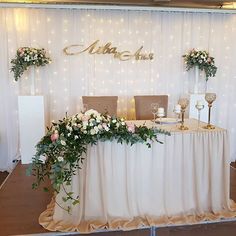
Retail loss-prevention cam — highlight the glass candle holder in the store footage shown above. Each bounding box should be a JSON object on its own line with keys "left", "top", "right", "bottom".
{"left": 173, "top": 104, "right": 181, "bottom": 123}
{"left": 195, "top": 102, "right": 204, "bottom": 130}
{"left": 151, "top": 103, "right": 159, "bottom": 126}
{"left": 81, "top": 104, "right": 88, "bottom": 113}
{"left": 203, "top": 93, "right": 216, "bottom": 130}
{"left": 157, "top": 107, "right": 165, "bottom": 125}
{"left": 178, "top": 97, "right": 189, "bottom": 130}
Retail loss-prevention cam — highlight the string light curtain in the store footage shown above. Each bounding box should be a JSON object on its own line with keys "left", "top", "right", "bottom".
{"left": 0, "top": 7, "right": 236, "bottom": 171}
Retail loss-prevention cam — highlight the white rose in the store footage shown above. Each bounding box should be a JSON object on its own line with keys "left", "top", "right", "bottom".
{"left": 94, "top": 126, "right": 99, "bottom": 133}
{"left": 96, "top": 115, "right": 102, "bottom": 122}
{"left": 61, "top": 140, "right": 66, "bottom": 146}
{"left": 98, "top": 124, "right": 103, "bottom": 130}
{"left": 85, "top": 109, "right": 99, "bottom": 116}
{"left": 39, "top": 155, "right": 47, "bottom": 164}
{"left": 90, "top": 129, "right": 96, "bottom": 135}
{"left": 121, "top": 122, "right": 125, "bottom": 126}
{"left": 74, "top": 135, "right": 78, "bottom": 139}
{"left": 82, "top": 121, "right": 88, "bottom": 127}
{"left": 112, "top": 119, "right": 116, "bottom": 123}
{"left": 83, "top": 130, "right": 87, "bottom": 134}
{"left": 57, "top": 156, "right": 64, "bottom": 162}
{"left": 116, "top": 123, "right": 120, "bottom": 128}
{"left": 77, "top": 113, "right": 83, "bottom": 120}
{"left": 105, "top": 126, "right": 110, "bottom": 131}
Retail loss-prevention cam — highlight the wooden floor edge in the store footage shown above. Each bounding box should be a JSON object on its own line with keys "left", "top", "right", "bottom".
{"left": 0, "top": 162, "right": 19, "bottom": 191}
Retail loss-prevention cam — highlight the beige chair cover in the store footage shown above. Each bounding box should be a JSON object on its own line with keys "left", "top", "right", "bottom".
{"left": 82, "top": 96, "right": 118, "bottom": 116}
{"left": 134, "top": 95, "right": 168, "bottom": 120}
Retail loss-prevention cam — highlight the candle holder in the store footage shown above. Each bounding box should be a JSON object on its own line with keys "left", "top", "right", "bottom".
{"left": 203, "top": 93, "right": 216, "bottom": 130}
{"left": 151, "top": 103, "right": 159, "bottom": 126}
{"left": 195, "top": 104, "right": 204, "bottom": 130}
{"left": 81, "top": 103, "right": 88, "bottom": 113}
{"left": 178, "top": 97, "right": 189, "bottom": 130}
{"left": 173, "top": 104, "right": 181, "bottom": 123}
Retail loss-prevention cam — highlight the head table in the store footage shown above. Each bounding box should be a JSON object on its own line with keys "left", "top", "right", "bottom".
{"left": 39, "top": 119, "right": 236, "bottom": 233}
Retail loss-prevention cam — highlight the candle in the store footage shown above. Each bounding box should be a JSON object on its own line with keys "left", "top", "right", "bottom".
{"left": 157, "top": 107, "right": 165, "bottom": 117}
{"left": 196, "top": 100, "right": 203, "bottom": 106}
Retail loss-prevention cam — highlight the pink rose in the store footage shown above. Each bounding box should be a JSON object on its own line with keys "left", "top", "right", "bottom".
{"left": 127, "top": 123, "right": 135, "bottom": 133}
{"left": 51, "top": 132, "right": 59, "bottom": 142}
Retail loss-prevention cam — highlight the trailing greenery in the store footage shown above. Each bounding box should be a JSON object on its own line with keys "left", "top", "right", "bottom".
{"left": 10, "top": 47, "right": 51, "bottom": 81}
{"left": 183, "top": 48, "right": 217, "bottom": 81}
{"left": 27, "top": 109, "right": 170, "bottom": 212}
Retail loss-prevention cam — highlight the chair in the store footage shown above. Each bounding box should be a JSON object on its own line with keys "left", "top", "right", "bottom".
{"left": 82, "top": 96, "right": 118, "bottom": 116}
{"left": 134, "top": 95, "right": 168, "bottom": 120}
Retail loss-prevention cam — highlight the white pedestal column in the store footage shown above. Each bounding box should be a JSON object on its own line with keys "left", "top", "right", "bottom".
{"left": 189, "top": 94, "right": 208, "bottom": 123}
{"left": 18, "top": 96, "right": 45, "bottom": 164}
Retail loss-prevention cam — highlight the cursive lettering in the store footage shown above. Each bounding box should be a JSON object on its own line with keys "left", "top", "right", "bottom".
{"left": 63, "top": 40, "right": 154, "bottom": 61}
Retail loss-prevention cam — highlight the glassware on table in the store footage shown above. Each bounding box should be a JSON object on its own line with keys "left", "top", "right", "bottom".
{"left": 173, "top": 104, "right": 181, "bottom": 123}
{"left": 150, "top": 103, "right": 159, "bottom": 125}
{"left": 157, "top": 107, "right": 165, "bottom": 125}
{"left": 195, "top": 100, "right": 205, "bottom": 130}
{"left": 81, "top": 103, "right": 88, "bottom": 113}
{"left": 178, "top": 96, "right": 189, "bottom": 130}
{"left": 203, "top": 93, "right": 216, "bottom": 129}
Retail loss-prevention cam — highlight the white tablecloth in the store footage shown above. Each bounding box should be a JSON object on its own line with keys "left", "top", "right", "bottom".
{"left": 40, "top": 119, "right": 236, "bottom": 232}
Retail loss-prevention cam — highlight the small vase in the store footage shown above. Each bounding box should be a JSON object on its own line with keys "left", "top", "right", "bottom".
{"left": 189, "top": 66, "right": 207, "bottom": 94}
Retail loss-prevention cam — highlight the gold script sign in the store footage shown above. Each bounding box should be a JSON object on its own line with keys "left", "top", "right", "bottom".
{"left": 63, "top": 40, "right": 154, "bottom": 61}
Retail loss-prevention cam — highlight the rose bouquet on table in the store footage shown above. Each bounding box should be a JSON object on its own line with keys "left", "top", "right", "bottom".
{"left": 27, "top": 109, "right": 170, "bottom": 212}
{"left": 10, "top": 47, "right": 51, "bottom": 81}
{"left": 183, "top": 48, "right": 217, "bottom": 81}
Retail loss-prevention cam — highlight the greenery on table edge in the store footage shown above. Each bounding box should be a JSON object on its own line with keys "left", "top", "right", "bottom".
{"left": 10, "top": 47, "right": 51, "bottom": 81}
{"left": 27, "top": 109, "right": 170, "bottom": 213}
{"left": 183, "top": 48, "right": 217, "bottom": 81}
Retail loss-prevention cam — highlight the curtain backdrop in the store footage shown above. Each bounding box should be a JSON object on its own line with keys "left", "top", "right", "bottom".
{"left": 1, "top": 7, "right": 236, "bottom": 170}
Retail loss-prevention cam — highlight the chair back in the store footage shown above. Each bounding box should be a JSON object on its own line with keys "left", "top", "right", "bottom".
{"left": 134, "top": 95, "right": 168, "bottom": 120}
{"left": 82, "top": 96, "right": 118, "bottom": 116}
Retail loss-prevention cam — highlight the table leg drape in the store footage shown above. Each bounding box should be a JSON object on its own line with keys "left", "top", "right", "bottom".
{"left": 39, "top": 130, "right": 236, "bottom": 232}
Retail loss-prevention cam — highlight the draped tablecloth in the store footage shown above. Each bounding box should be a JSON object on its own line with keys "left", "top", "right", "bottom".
{"left": 39, "top": 119, "right": 236, "bottom": 232}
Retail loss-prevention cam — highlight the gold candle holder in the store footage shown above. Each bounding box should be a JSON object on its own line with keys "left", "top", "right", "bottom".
{"left": 178, "top": 97, "right": 189, "bottom": 130}
{"left": 203, "top": 93, "right": 216, "bottom": 130}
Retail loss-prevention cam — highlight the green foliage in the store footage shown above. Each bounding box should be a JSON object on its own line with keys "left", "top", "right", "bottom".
{"left": 27, "top": 109, "right": 170, "bottom": 212}
{"left": 10, "top": 47, "right": 51, "bottom": 81}
{"left": 183, "top": 48, "right": 217, "bottom": 81}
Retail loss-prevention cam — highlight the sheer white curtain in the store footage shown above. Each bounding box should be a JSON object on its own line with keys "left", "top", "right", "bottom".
{"left": 0, "top": 9, "right": 20, "bottom": 171}
{"left": 1, "top": 7, "right": 236, "bottom": 171}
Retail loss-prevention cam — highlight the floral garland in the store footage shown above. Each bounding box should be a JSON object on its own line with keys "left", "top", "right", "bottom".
{"left": 27, "top": 109, "right": 170, "bottom": 212}
{"left": 10, "top": 47, "right": 51, "bottom": 81}
{"left": 183, "top": 48, "right": 217, "bottom": 81}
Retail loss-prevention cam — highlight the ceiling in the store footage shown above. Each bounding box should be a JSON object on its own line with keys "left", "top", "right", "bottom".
{"left": 1, "top": 0, "right": 236, "bottom": 9}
